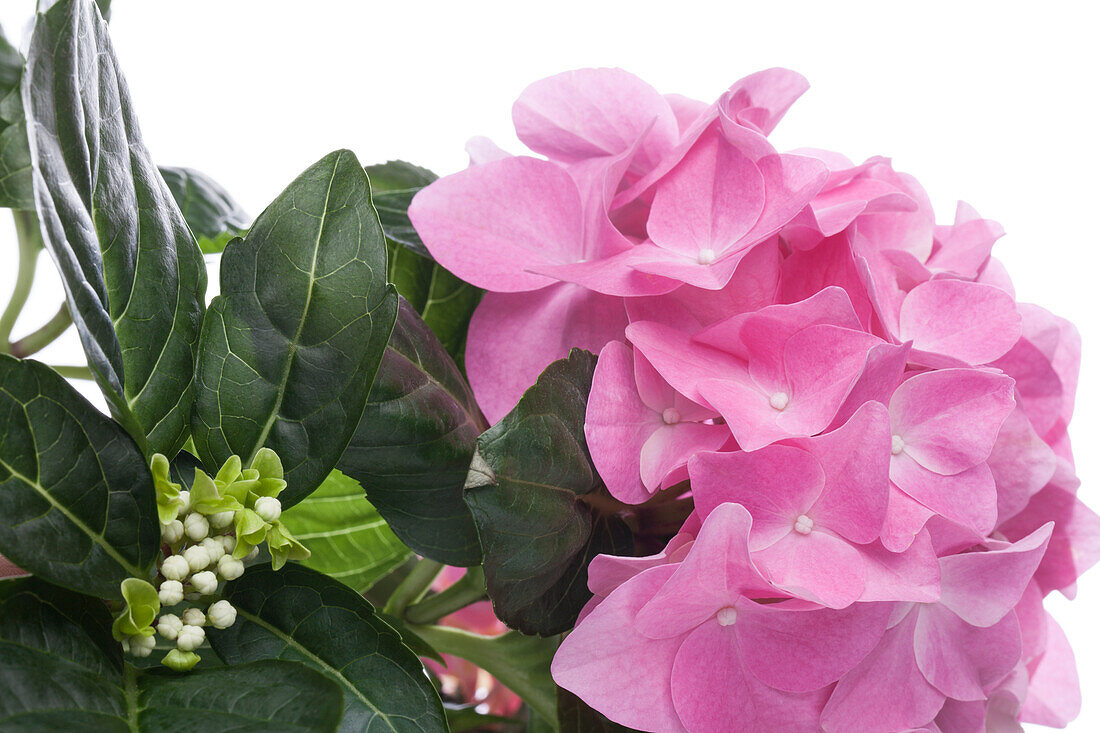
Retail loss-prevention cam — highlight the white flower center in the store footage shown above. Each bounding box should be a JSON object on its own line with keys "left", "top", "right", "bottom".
{"left": 769, "top": 392, "right": 790, "bottom": 411}
{"left": 794, "top": 514, "right": 814, "bottom": 535}
{"left": 662, "top": 407, "right": 681, "bottom": 425}
{"left": 716, "top": 607, "right": 738, "bottom": 626}
{"left": 697, "top": 248, "right": 717, "bottom": 265}
{"left": 891, "top": 434, "right": 906, "bottom": 456}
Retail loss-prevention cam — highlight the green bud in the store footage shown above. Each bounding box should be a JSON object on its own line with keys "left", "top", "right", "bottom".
{"left": 190, "top": 469, "right": 240, "bottom": 515}
{"left": 112, "top": 578, "right": 160, "bottom": 641}
{"left": 162, "top": 648, "right": 201, "bottom": 672}
{"left": 150, "top": 454, "right": 183, "bottom": 524}
{"left": 266, "top": 521, "right": 310, "bottom": 571}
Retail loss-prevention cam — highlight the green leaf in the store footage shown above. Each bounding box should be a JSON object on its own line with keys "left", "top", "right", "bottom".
{"left": 191, "top": 149, "right": 398, "bottom": 508}
{"left": 279, "top": 470, "right": 410, "bottom": 592}
{"left": 0, "top": 27, "right": 32, "bottom": 211}
{"left": 410, "top": 624, "right": 560, "bottom": 730}
{"left": 159, "top": 165, "right": 250, "bottom": 253}
{"left": 364, "top": 160, "right": 437, "bottom": 193}
{"left": 208, "top": 563, "right": 448, "bottom": 733}
{"left": 0, "top": 355, "right": 159, "bottom": 599}
{"left": 339, "top": 299, "right": 483, "bottom": 566}
{"left": 418, "top": 267, "right": 483, "bottom": 373}
{"left": 464, "top": 350, "right": 633, "bottom": 636}
{"left": 23, "top": 0, "right": 208, "bottom": 455}
{"left": 445, "top": 704, "right": 521, "bottom": 732}
{"left": 557, "top": 689, "right": 641, "bottom": 732}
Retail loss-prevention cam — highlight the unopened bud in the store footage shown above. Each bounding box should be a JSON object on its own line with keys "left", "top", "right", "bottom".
{"left": 128, "top": 633, "right": 156, "bottom": 658}
{"left": 158, "top": 579, "right": 184, "bottom": 606}
{"left": 209, "top": 510, "right": 235, "bottom": 529}
{"left": 254, "top": 496, "right": 282, "bottom": 523}
{"left": 177, "top": 624, "right": 205, "bottom": 652}
{"left": 183, "top": 512, "right": 210, "bottom": 542}
{"left": 217, "top": 555, "right": 245, "bottom": 581}
{"left": 183, "top": 545, "right": 211, "bottom": 572}
{"left": 161, "top": 519, "right": 184, "bottom": 544}
{"left": 177, "top": 490, "right": 192, "bottom": 515}
{"left": 181, "top": 608, "right": 206, "bottom": 627}
{"left": 200, "top": 537, "right": 225, "bottom": 563}
{"left": 161, "top": 555, "right": 190, "bottom": 581}
{"left": 190, "top": 570, "right": 218, "bottom": 596}
{"left": 156, "top": 614, "right": 183, "bottom": 641}
{"left": 207, "top": 600, "right": 237, "bottom": 630}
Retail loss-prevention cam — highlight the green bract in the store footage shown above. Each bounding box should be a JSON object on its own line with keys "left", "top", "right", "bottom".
{"left": 111, "top": 578, "right": 160, "bottom": 640}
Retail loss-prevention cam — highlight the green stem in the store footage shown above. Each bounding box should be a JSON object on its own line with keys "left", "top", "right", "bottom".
{"left": 10, "top": 303, "right": 73, "bottom": 357}
{"left": 383, "top": 558, "right": 443, "bottom": 618}
{"left": 409, "top": 625, "right": 559, "bottom": 729}
{"left": 404, "top": 567, "right": 487, "bottom": 626}
{"left": 51, "top": 365, "right": 94, "bottom": 380}
{"left": 0, "top": 211, "right": 42, "bottom": 349}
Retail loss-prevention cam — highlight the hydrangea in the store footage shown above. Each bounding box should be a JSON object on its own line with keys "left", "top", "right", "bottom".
{"left": 411, "top": 67, "right": 1096, "bottom": 731}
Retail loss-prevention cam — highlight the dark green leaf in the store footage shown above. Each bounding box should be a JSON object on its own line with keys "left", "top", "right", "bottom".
{"left": 279, "top": 470, "right": 410, "bottom": 592}
{"left": 339, "top": 299, "right": 483, "bottom": 565}
{"left": 0, "top": 576, "right": 121, "bottom": 677}
{"left": 0, "top": 643, "right": 343, "bottom": 732}
{"left": 208, "top": 563, "right": 448, "bottom": 733}
{"left": 23, "top": 0, "right": 208, "bottom": 454}
{"left": 557, "top": 689, "right": 640, "bottom": 732}
{"left": 0, "top": 27, "right": 32, "bottom": 211}
{"left": 419, "top": 266, "right": 483, "bottom": 373}
{"left": 0, "top": 355, "right": 159, "bottom": 599}
{"left": 159, "top": 165, "right": 250, "bottom": 254}
{"left": 191, "top": 149, "right": 398, "bottom": 508}
{"left": 464, "top": 350, "right": 633, "bottom": 636}
{"left": 445, "top": 703, "right": 521, "bottom": 732}
{"left": 410, "top": 624, "right": 559, "bottom": 728}
{"left": 364, "top": 160, "right": 437, "bottom": 193}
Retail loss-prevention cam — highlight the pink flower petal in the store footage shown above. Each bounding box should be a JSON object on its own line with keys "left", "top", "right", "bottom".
{"left": 753, "top": 530, "right": 867, "bottom": 608}
{"left": 625, "top": 320, "right": 745, "bottom": 405}
{"left": 889, "top": 455, "right": 997, "bottom": 538}
{"left": 551, "top": 564, "right": 687, "bottom": 733}
{"left": 898, "top": 280, "right": 1022, "bottom": 366}
{"left": 1019, "top": 614, "right": 1082, "bottom": 727}
{"left": 719, "top": 67, "right": 810, "bottom": 136}
{"left": 466, "top": 285, "right": 627, "bottom": 423}
{"left": 881, "top": 484, "right": 937, "bottom": 552}
{"left": 988, "top": 406, "right": 1057, "bottom": 524}
{"left": 858, "top": 532, "right": 941, "bottom": 603}
{"left": 914, "top": 603, "right": 1021, "bottom": 701}
{"left": 639, "top": 422, "right": 730, "bottom": 495}
{"left": 409, "top": 156, "right": 583, "bottom": 292}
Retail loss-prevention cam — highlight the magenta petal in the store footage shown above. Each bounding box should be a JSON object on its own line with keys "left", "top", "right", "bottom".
{"left": 822, "top": 610, "right": 945, "bottom": 733}
{"left": 689, "top": 445, "right": 824, "bottom": 546}
{"left": 937, "top": 523, "right": 1053, "bottom": 627}
{"left": 934, "top": 699, "right": 987, "bottom": 733}
{"left": 914, "top": 604, "right": 1021, "bottom": 701}
{"left": 635, "top": 503, "right": 774, "bottom": 639}
{"left": 898, "top": 280, "right": 1022, "bottom": 365}
{"left": 551, "top": 564, "right": 687, "bottom": 732}
{"left": 513, "top": 67, "right": 679, "bottom": 173}
{"left": 752, "top": 531, "right": 866, "bottom": 608}
{"left": 788, "top": 401, "right": 891, "bottom": 544}
{"left": 889, "top": 455, "right": 997, "bottom": 538}
{"left": 409, "top": 156, "right": 583, "bottom": 292}
{"left": 889, "top": 368, "right": 1016, "bottom": 476}
{"left": 858, "top": 532, "right": 941, "bottom": 603}
{"left": 1019, "top": 614, "right": 1082, "bottom": 728}
{"left": 738, "top": 599, "right": 891, "bottom": 692}
{"left": 585, "top": 341, "right": 660, "bottom": 504}
{"left": 466, "top": 286, "right": 627, "bottom": 423}
{"left": 671, "top": 620, "right": 828, "bottom": 733}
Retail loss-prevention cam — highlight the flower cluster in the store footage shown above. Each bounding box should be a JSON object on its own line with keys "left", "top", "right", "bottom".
{"left": 113, "top": 450, "right": 308, "bottom": 671}
{"left": 410, "top": 68, "right": 1096, "bottom": 730}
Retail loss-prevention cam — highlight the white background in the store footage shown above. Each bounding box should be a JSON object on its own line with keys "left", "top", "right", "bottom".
{"left": 1, "top": 1, "right": 1097, "bottom": 728}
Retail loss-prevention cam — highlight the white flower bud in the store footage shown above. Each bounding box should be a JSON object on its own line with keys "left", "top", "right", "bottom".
{"left": 161, "top": 519, "right": 184, "bottom": 544}
{"left": 254, "top": 496, "right": 282, "bottom": 523}
{"left": 217, "top": 555, "right": 245, "bottom": 581}
{"left": 158, "top": 579, "right": 184, "bottom": 606}
{"left": 156, "top": 614, "right": 183, "bottom": 641}
{"left": 177, "top": 490, "right": 192, "bottom": 515}
{"left": 183, "top": 512, "right": 210, "bottom": 541}
{"left": 181, "top": 607, "right": 206, "bottom": 627}
{"left": 207, "top": 600, "right": 237, "bottom": 630}
{"left": 209, "top": 510, "right": 235, "bottom": 529}
{"left": 190, "top": 570, "right": 218, "bottom": 596}
{"left": 161, "top": 555, "right": 190, "bottom": 581}
{"left": 246, "top": 546, "right": 260, "bottom": 561}
{"left": 128, "top": 633, "right": 156, "bottom": 658}
{"left": 200, "top": 537, "right": 225, "bottom": 562}
{"left": 177, "top": 624, "right": 205, "bottom": 652}
{"left": 219, "top": 535, "right": 237, "bottom": 554}
{"left": 183, "top": 545, "right": 211, "bottom": 572}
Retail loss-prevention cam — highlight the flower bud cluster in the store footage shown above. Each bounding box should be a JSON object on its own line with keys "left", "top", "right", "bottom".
{"left": 113, "top": 450, "right": 308, "bottom": 672}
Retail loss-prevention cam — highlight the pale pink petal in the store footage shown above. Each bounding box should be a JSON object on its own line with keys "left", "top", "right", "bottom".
{"left": 753, "top": 530, "right": 866, "bottom": 608}
{"left": 720, "top": 68, "right": 810, "bottom": 136}
{"left": 988, "top": 407, "right": 1057, "bottom": 524}
{"left": 914, "top": 604, "right": 1021, "bottom": 700}
{"left": 626, "top": 320, "right": 746, "bottom": 405}
{"left": 858, "top": 532, "right": 941, "bottom": 603}
{"left": 689, "top": 445, "right": 825, "bottom": 547}
{"left": 853, "top": 167, "right": 935, "bottom": 262}
{"left": 624, "top": 240, "right": 749, "bottom": 290}
{"left": 927, "top": 201, "right": 1002, "bottom": 278}
{"left": 551, "top": 564, "right": 687, "bottom": 732}
{"left": 822, "top": 610, "right": 945, "bottom": 733}
{"left": 530, "top": 248, "right": 682, "bottom": 297}
{"left": 1019, "top": 614, "right": 1081, "bottom": 727}
{"left": 635, "top": 503, "right": 775, "bottom": 638}
{"left": 898, "top": 280, "right": 1022, "bottom": 366}
{"left": 512, "top": 67, "right": 679, "bottom": 173}
{"left": 585, "top": 341, "right": 661, "bottom": 504}
{"left": 889, "top": 455, "right": 997, "bottom": 538}
{"left": 464, "top": 136, "right": 511, "bottom": 165}
{"left": 738, "top": 599, "right": 892, "bottom": 692}
{"left": 409, "top": 156, "right": 583, "bottom": 291}
{"left": 671, "top": 620, "right": 828, "bottom": 733}
{"left": 586, "top": 533, "right": 694, "bottom": 599}
{"left": 640, "top": 423, "right": 730, "bottom": 494}
{"left": 937, "top": 523, "right": 1053, "bottom": 627}
{"left": 881, "top": 484, "right": 937, "bottom": 552}
{"left": 664, "top": 93, "right": 709, "bottom": 134}
{"left": 738, "top": 153, "right": 829, "bottom": 244}
{"left": 466, "top": 286, "right": 627, "bottom": 423}
{"left": 697, "top": 375, "right": 791, "bottom": 450}
{"left": 889, "top": 368, "right": 1016, "bottom": 476}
